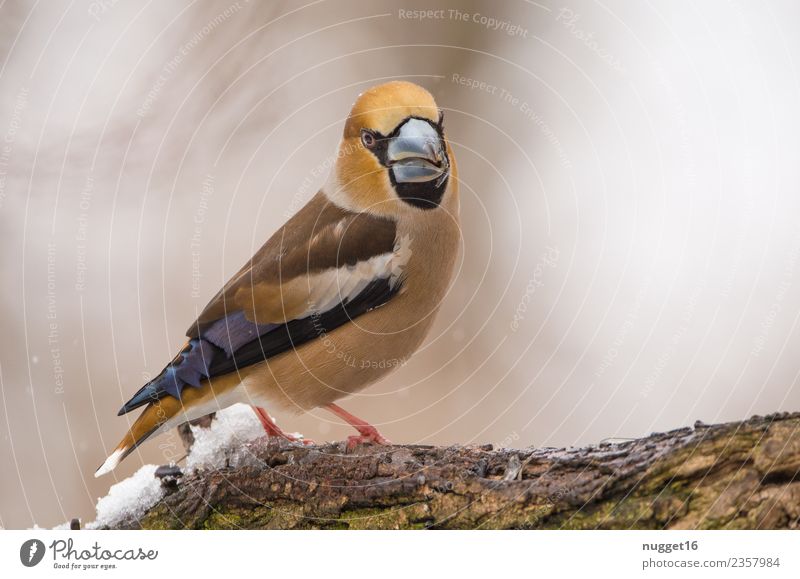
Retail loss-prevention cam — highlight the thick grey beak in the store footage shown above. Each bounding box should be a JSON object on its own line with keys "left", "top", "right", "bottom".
{"left": 387, "top": 118, "right": 448, "bottom": 185}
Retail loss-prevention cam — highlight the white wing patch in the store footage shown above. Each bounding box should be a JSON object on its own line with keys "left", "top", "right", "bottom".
{"left": 304, "top": 234, "right": 411, "bottom": 316}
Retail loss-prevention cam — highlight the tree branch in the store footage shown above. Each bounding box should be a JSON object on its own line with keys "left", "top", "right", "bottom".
{"left": 103, "top": 412, "right": 800, "bottom": 529}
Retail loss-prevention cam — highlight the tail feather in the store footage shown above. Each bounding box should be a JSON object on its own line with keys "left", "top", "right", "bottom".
{"left": 117, "top": 339, "right": 219, "bottom": 416}
{"left": 96, "top": 395, "right": 184, "bottom": 477}
{"left": 96, "top": 370, "right": 243, "bottom": 477}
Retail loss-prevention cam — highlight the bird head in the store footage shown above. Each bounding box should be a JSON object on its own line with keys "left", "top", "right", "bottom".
{"left": 328, "top": 81, "right": 456, "bottom": 216}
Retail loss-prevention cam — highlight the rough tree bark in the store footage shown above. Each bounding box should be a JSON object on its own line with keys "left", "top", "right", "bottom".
{"left": 105, "top": 413, "right": 800, "bottom": 530}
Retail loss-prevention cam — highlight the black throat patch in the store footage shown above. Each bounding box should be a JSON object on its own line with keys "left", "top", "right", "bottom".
{"left": 389, "top": 174, "right": 449, "bottom": 209}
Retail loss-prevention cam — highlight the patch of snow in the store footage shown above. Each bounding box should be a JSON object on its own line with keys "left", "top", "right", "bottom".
{"left": 185, "top": 403, "right": 267, "bottom": 471}
{"left": 86, "top": 464, "right": 164, "bottom": 529}
{"left": 86, "top": 404, "right": 297, "bottom": 528}
{"left": 51, "top": 521, "right": 71, "bottom": 530}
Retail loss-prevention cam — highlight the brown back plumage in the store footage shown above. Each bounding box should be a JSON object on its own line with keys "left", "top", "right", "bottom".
{"left": 189, "top": 192, "right": 397, "bottom": 331}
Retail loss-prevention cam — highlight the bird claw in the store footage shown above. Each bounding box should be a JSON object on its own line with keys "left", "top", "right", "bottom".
{"left": 272, "top": 431, "right": 315, "bottom": 446}
{"left": 325, "top": 403, "right": 391, "bottom": 452}
{"left": 289, "top": 434, "right": 316, "bottom": 446}
{"left": 344, "top": 431, "right": 391, "bottom": 452}
{"left": 252, "top": 406, "right": 313, "bottom": 445}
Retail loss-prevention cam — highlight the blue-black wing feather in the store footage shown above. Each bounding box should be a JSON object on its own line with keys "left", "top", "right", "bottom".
{"left": 117, "top": 277, "right": 400, "bottom": 415}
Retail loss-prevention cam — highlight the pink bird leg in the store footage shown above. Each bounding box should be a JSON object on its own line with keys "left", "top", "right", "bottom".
{"left": 325, "top": 403, "right": 391, "bottom": 450}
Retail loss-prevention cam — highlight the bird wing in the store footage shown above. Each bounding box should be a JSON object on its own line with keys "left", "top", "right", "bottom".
{"left": 118, "top": 192, "right": 405, "bottom": 415}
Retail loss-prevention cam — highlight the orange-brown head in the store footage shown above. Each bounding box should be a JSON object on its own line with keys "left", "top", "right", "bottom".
{"left": 327, "top": 81, "right": 456, "bottom": 216}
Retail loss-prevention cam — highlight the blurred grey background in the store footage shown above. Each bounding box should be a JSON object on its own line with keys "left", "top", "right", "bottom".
{"left": 1, "top": 0, "right": 799, "bottom": 528}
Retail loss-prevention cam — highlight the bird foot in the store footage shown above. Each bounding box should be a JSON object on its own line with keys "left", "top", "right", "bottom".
{"left": 288, "top": 433, "right": 316, "bottom": 446}
{"left": 252, "top": 406, "right": 314, "bottom": 445}
{"left": 345, "top": 429, "right": 391, "bottom": 452}
{"left": 324, "top": 403, "right": 391, "bottom": 451}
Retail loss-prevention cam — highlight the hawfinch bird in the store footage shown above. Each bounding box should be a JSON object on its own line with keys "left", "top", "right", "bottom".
{"left": 96, "top": 81, "right": 459, "bottom": 476}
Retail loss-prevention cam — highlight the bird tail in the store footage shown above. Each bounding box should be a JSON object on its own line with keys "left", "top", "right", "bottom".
{"left": 95, "top": 368, "right": 244, "bottom": 477}
{"left": 94, "top": 395, "right": 185, "bottom": 477}
{"left": 117, "top": 339, "right": 219, "bottom": 416}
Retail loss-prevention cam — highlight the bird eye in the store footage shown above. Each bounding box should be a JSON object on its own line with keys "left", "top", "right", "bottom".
{"left": 361, "top": 129, "right": 376, "bottom": 148}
